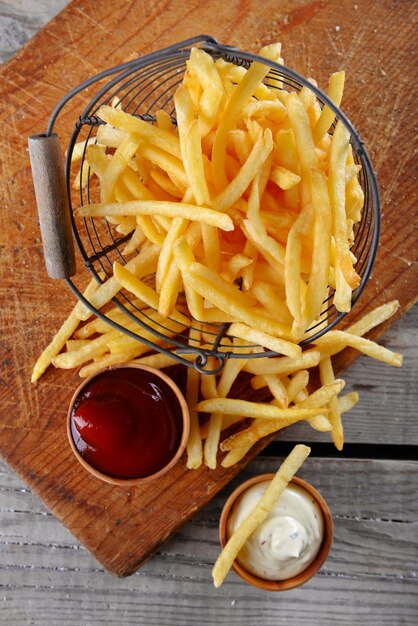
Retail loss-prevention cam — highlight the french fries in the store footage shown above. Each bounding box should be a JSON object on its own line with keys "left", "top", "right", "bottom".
{"left": 32, "top": 45, "right": 402, "bottom": 514}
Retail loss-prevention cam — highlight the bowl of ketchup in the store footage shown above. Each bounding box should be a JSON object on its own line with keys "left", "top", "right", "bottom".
{"left": 67, "top": 363, "right": 189, "bottom": 485}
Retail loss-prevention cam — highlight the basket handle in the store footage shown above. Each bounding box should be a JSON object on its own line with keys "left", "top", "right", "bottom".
{"left": 28, "top": 133, "right": 76, "bottom": 279}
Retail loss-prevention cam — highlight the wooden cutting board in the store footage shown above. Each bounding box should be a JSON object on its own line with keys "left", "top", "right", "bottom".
{"left": 0, "top": 0, "right": 417, "bottom": 577}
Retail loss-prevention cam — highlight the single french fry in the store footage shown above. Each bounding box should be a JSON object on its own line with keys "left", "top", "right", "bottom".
{"left": 314, "top": 331, "right": 403, "bottom": 367}
{"left": 319, "top": 356, "right": 344, "bottom": 450}
{"left": 338, "top": 391, "right": 359, "bottom": 413}
{"left": 263, "top": 375, "right": 288, "bottom": 407}
{"left": 329, "top": 120, "right": 360, "bottom": 289}
{"left": 313, "top": 71, "right": 345, "bottom": 143}
{"left": 244, "top": 350, "right": 321, "bottom": 376}
{"left": 156, "top": 216, "right": 189, "bottom": 292}
{"left": 304, "top": 168, "right": 332, "bottom": 323}
{"left": 186, "top": 326, "right": 203, "bottom": 469}
{"left": 228, "top": 322, "right": 301, "bottom": 359}
{"left": 249, "top": 281, "right": 292, "bottom": 325}
{"left": 221, "top": 443, "right": 253, "bottom": 467}
{"left": 196, "top": 397, "right": 328, "bottom": 420}
{"left": 283, "top": 370, "right": 310, "bottom": 403}
{"left": 346, "top": 300, "right": 400, "bottom": 337}
{"left": 212, "top": 444, "right": 310, "bottom": 587}
{"left": 77, "top": 200, "right": 234, "bottom": 231}
{"left": 158, "top": 260, "right": 182, "bottom": 318}
{"left": 217, "top": 339, "right": 249, "bottom": 398}
{"left": 270, "top": 165, "right": 301, "bottom": 190}
{"left": 65, "top": 339, "right": 90, "bottom": 351}
{"left": 100, "top": 134, "right": 140, "bottom": 202}
{"left": 203, "top": 413, "right": 223, "bottom": 469}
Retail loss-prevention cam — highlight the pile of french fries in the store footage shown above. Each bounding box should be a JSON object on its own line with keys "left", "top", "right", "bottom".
{"left": 32, "top": 43, "right": 403, "bottom": 471}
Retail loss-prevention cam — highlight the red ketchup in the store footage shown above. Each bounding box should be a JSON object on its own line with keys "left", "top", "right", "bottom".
{"left": 70, "top": 367, "right": 183, "bottom": 479}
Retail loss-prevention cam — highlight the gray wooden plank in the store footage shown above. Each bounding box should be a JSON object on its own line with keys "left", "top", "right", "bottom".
{"left": 0, "top": 455, "right": 417, "bottom": 626}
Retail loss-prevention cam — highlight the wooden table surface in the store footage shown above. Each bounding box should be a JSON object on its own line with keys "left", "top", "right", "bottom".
{"left": 0, "top": 1, "right": 417, "bottom": 624}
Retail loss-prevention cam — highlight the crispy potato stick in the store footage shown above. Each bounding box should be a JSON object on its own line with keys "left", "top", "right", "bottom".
{"left": 212, "top": 444, "right": 311, "bottom": 587}
{"left": 270, "top": 165, "right": 301, "bottom": 190}
{"left": 304, "top": 168, "right": 332, "bottom": 322}
{"left": 158, "top": 260, "right": 182, "bottom": 317}
{"left": 203, "top": 413, "right": 223, "bottom": 469}
{"left": 313, "top": 71, "right": 345, "bottom": 143}
{"left": 319, "top": 356, "right": 344, "bottom": 450}
{"left": 331, "top": 237, "right": 352, "bottom": 313}
{"left": 314, "top": 331, "right": 403, "bottom": 366}
{"left": 196, "top": 397, "right": 327, "bottom": 420}
{"left": 261, "top": 375, "right": 288, "bottom": 407}
{"left": 31, "top": 277, "right": 98, "bottom": 382}
{"left": 346, "top": 300, "right": 400, "bottom": 337}
{"left": 77, "top": 200, "right": 234, "bottom": 231}
{"left": 283, "top": 370, "right": 310, "bottom": 403}
{"left": 200, "top": 360, "right": 219, "bottom": 400}
{"left": 338, "top": 391, "right": 359, "bottom": 413}
{"left": 175, "top": 85, "right": 211, "bottom": 206}
{"left": 200, "top": 414, "right": 247, "bottom": 440}
{"left": 97, "top": 105, "right": 181, "bottom": 158}
{"left": 186, "top": 327, "right": 203, "bottom": 469}
{"left": 211, "top": 43, "right": 281, "bottom": 191}
{"left": 156, "top": 216, "right": 189, "bottom": 292}
{"left": 65, "top": 339, "right": 90, "bottom": 351}
{"left": 295, "top": 379, "right": 345, "bottom": 408}
{"left": 329, "top": 120, "right": 360, "bottom": 289}
{"left": 172, "top": 236, "right": 204, "bottom": 320}
{"left": 101, "top": 134, "right": 140, "bottom": 202}
{"left": 221, "top": 254, "right": 252, "bottom": 283}
{"left": 228, "top": 322, "right": 301, "bottom": 359}
{"left": 244, "top": 350, "right": 320, "bottom": 375}
{"left": 221, "top": 444, "right": 253, "bottom": 468}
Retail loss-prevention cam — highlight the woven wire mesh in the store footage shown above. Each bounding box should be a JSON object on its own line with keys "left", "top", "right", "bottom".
{"left": 49, "top": 35, "right": 380, "bottom": 374}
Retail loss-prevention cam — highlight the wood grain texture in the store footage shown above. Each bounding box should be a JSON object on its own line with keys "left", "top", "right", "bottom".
{"left": 0, "top": 0, "right": 417, "bottom": 579}
{"left": 1, "top": 456, "right": 417, "bottom": 626}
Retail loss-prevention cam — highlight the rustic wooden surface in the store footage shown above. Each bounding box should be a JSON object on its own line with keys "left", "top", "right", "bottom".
{"left": 0, "top": 0, "right": 417, "bottom": 623}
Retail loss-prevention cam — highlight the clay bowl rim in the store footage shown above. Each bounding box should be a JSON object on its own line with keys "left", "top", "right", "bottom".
{"left": 219, "top": 473, "right": 333, "bottom": 591}
{"left": 67, "top": 362, "right": 190, "bottom": 486}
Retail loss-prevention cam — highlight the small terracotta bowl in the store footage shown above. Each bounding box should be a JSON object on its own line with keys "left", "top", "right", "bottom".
{"left": 219, "top": 474, "right": 333, "bottom": 591}
{"left": 67, "top": 362, "right": 190, "bottom": 486}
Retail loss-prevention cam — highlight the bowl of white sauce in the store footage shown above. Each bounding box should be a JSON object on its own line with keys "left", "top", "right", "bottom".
{"left": 219, "top": 474, "right": 333, "bottom": 591}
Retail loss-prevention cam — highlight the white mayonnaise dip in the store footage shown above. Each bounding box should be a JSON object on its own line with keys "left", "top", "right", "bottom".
{"left": 227, "top": 481, "right": 324, "bottom": 580}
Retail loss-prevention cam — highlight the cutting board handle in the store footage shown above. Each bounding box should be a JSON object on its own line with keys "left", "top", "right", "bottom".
{"left": 28, "top": 133, "right": 76, "bottom": 279}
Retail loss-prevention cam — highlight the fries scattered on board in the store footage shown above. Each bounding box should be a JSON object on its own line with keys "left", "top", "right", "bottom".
{"left": 32, "top": 44, "right": 403, "bottom": 471}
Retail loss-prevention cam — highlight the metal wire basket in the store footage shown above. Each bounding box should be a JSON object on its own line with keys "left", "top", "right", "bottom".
{"left": 33, "top": 34, "right": 380, "bottom": 374}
